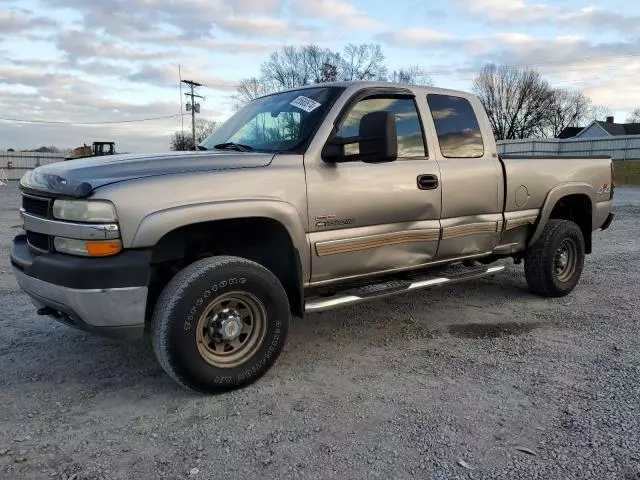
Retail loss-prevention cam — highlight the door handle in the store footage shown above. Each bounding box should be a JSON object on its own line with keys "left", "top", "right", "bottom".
{"left": 417, "top": 174, "right": 439, "bottom": 190}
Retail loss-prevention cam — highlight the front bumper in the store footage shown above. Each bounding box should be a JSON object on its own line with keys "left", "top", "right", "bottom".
{"left": 11, "top": 234, "right": 151, "bottom": 340}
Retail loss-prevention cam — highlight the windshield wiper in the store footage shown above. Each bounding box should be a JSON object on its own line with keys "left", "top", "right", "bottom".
{"left": 197, "top": 145, "right": 208, "bottom": 151}
{"left": 213, "top": 142, "right": 253, "bottom": 152}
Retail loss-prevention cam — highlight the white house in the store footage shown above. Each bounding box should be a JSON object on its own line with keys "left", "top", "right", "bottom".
{"left": 572, "top": 117, "right": 640, "bottom": 139}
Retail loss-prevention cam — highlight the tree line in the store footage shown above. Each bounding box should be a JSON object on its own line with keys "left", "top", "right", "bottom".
{"left": 472, "top": 64, "right": 614, "bottom": 140}
{"left": 232, "top": 43, "right": 432, "bottom": 105}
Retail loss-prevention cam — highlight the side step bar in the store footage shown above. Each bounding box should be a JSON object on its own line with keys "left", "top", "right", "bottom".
{"left": 305, "top": 265, "right": 505, "bottom": 313}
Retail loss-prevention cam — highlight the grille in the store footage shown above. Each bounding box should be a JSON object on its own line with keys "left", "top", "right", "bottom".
{"left": 22, "top": 195, "right": 51, "bottom": 218}
{"left": 26, "top": 231, "right": 51, "bottom": 252}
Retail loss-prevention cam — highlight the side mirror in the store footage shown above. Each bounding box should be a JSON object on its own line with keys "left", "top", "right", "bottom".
{"left": 322, "top": 110, "right": 398, "bottom": 163}
{"left": 358, "top": 111, "right": 398, "bottom": 163}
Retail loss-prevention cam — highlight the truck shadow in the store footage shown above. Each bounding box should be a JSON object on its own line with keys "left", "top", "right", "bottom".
{"left": 2, "top": 275, "right": 539, "bottom": 394}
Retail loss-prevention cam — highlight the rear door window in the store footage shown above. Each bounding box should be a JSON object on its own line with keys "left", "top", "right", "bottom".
{"left": 427, "top": 94, "right": 484, "bottom": 158}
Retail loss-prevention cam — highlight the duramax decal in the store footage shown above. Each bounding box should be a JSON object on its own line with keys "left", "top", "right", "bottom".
{"left": 315, "top": 216, "right": 355, "bottom": 228}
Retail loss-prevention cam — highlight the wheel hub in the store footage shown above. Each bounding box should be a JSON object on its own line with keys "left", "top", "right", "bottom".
{"left": 196, "top": 292, "right": 267, "bottom": 369}
{"left": 554, "top": 238, "right": 578, "bottom": 282}
{"left": 210, "top": 308, "right": 243, "bottom": 341}
{"left": 557, "top": 250, "right": 569, "bottom": 269}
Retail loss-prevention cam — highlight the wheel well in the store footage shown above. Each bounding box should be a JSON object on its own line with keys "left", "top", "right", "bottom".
{"left": 549, "top": 194, "right": 592, "bottom": 253}
{"left": 146, "top": 217, "right": 304, "bottom": 321}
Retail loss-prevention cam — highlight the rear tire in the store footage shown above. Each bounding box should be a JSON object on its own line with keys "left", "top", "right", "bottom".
{"left": 151, "top": 256, "right": 290, "bottom": 393}
{"left": 524, "top": 219, "right": 585, "bottom": 297}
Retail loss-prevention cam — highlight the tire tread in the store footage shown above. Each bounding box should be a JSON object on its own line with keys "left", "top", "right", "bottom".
{"left": 151, "top": 256, "right": 288, "bottom": 392}
{"left": 524, "top": 219, "right": 585, "bottom": 297}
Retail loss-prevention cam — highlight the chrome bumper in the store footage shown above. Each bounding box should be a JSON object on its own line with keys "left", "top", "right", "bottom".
{"left": 13, "top": 267, "right": 147, "bottom": 338}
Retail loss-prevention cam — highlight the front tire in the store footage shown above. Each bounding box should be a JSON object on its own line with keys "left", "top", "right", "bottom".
{"left": 151, "top": 256, "right": 290, "bottom": 393}
{"left": 524, "top": 219, "right": 585, "bottom": 297}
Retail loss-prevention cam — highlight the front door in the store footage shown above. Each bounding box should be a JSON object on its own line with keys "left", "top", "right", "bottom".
{"left": 306, "top": 93, "right": 442, "bottom": 285}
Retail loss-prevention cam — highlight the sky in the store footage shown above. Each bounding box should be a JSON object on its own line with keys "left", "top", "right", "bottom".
{"left": 1, "top": 0, "right": 639, "bottom": 152}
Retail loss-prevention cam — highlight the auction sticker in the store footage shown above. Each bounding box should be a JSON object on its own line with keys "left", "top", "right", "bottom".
{"left": 289, "top": 96, "right": 322, "bottom": 113}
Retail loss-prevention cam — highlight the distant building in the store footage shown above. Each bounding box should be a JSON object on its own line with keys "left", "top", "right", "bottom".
{"left": 559, "top": 117, "right": 640, "bottom": 139}
{"left": 557, "top": 127, "right": 584, "bottom": 139}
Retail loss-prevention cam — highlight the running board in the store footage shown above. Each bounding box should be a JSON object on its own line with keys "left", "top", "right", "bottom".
{"left": 305, "top": 265, "right": 505, "bottom": 313}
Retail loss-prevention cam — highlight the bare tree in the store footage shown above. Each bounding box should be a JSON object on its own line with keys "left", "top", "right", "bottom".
{"left": 589, "top": 104, "right": 613, "bottom": 122}
{"left": 388, "top": 65, "right": 433, "bottom": 86}
{"left": 261, "top": 46, "right": 310, "bottom": 89}
{"left": 303, "top": 45, "right": 341, "bottom": 84}
{"left": 339, "top": 44, "right": 386, "bottom": 81}
{"left": 626, "top": 108, "right": 640, "bottom": 123}
{"left": 234, "top": 78, "right": 275, "bottom": 105}
{"left": 234, "top": 43, "right": 387, "bottom": 107}
{"left": 320, "top": 62, "right": 338, "bottom": 83}
{"left": 473, "top": 64, "right": 556, "bottom": 140}
{"left": 171, "top": 118, "right": 218, "bottom": 151}
{"left": 546, "top": 89, "right": 592, "bottom": 138}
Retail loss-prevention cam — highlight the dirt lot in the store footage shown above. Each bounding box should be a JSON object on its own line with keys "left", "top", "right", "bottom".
{"left": 1, "top": 182, "right": 639, "bottom": 480}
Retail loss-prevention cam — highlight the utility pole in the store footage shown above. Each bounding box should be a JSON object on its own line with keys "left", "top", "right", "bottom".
{"left": 182, "top": 79, "right": 204, "bottom": 150}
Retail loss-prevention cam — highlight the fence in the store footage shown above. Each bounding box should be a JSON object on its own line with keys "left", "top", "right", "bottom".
{"left": 497, "top": 135, "right": 640, "bottom": 161}
{"left": 0, "top": 151, "right": 66, "bottom": 181}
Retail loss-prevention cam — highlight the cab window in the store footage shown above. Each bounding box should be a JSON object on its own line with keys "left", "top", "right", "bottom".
{"left": 337, "top": 97, "right": 427, "bottom": 158}
{"left": 427, "top": 94, "right": 484, "bottom": 158}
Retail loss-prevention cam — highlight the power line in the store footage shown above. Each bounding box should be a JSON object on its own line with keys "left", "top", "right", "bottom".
{"left": 0, "top": 114, "right": 187, "bottom": 125}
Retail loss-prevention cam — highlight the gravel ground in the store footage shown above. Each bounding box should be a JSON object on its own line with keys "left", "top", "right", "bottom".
{"left": 1, "top": 182, "right": 639, "bottom": 480}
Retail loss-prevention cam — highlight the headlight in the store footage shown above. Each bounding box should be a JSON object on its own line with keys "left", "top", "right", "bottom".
{"left": 52, "top": 200, "right": 117, "bottom": 223}
{"left": 54, "top": 237, "right": 122, "bottom": 257}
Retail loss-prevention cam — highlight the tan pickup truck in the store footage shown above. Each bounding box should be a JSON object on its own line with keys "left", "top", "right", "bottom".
{"left": 11, "top": 81, "right": 615, "bottom": 392}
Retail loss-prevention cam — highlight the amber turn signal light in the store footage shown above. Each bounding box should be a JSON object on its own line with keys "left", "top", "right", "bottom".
{"left": 85, "top": 240, "right": 122, "bottom": 257}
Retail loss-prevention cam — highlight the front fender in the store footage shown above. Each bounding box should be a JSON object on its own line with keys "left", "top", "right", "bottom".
{"left": 131, "top": 199, "right": 310, "bottom": 281}
{"left": 528, "top": 182, "right": 596, "bottom": 246}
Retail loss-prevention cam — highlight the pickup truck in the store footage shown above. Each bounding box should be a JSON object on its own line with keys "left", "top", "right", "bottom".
{"left": 11, "top": 81, "right": 615, "bottom": 393}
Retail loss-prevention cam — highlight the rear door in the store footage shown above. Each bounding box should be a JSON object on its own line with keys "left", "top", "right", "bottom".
{"left": 305, "top": 90, "right": 442, "bottom": 284}
{"left": 425, "top": 94, "right": 504, "bottom": 260}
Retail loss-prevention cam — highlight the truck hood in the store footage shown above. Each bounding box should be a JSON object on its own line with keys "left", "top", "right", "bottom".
{"left": 20, "top": 151, "right": 274, "bottom": 198}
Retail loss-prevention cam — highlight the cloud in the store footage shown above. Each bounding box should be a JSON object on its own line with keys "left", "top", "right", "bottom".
{"left": 0, "top": 66, "right": 100, "bottom": 99}
{"left": 216, "top": 15, "right": 317, "bottom": 39}
{"left": 457, "top": 0, "right": 640, "bottom": 36}
{"left": 378, "top": 28, "right": 454, "bottom": 45}
{"left": 378, "top": 27, "right": 638, "bottom": 73}
{"left": 41, "top": 0, "right": 315, "bottom": 40}
{"left": 143, "top": 34, "right": 275, "bottom": 54}
{"left": 559, "top": 7, "right": 640, "bottom": 36}
{"left": 57, "top": 29, "right": 177, "bottom": 61}
{"left": 0, "top": 8, "right": 57, "bottom": 35}
{"left": 229, "top": 0, "right": 283, "bottom": 14}
{"left": 292, "top": 0, "right": 385, "bottom": 30}
{"left": 457, "top": 0, "right": 557, "bottom": 23}
{"left": 431, "top": 108, "right": 458, "bottom": 120}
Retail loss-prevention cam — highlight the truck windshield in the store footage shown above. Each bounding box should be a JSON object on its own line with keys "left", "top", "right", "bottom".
{"left": 200, "top": 87, "right": 344, "bottom": 153}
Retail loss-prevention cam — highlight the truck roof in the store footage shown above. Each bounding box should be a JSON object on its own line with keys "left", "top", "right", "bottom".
{"left": 268, "top": 81, "right": 476, "bottom": 101}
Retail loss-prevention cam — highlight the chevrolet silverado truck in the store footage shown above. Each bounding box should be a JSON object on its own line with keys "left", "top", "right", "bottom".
{"left": 11, "top": 81, "right": 615, "bottom": 392}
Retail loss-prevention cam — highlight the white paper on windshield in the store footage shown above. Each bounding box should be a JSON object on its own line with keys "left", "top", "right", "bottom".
{"left": 289, "top": 96, "right": 322, "bottom": 113}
